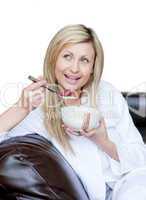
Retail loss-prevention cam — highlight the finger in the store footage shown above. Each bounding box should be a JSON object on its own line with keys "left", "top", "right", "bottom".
{"left": 32, "top": 95, "right": 44, "bottom": 102}
{"left": 66, "top": 129, "right": 76, "bottom": 136}
{"left": 26, "top": 79, "right": 47, "bottom": 91}
{"left": 80, "top": 129, "right": 86, "bottom": 136}
{"left": 80, "top": 128, "right": 97, "bottom": 137}
{"left": 62, "top": 123, "right": 79, "bottom": 132}
{"left": 99, "top": 117, "right": 106, "bottom": 128}
{"left": 80, "top": 129, "right": 91, "bottom": 137}
{"left": 27, "top": 75, "right": 45, "bottom": 87}
{"left": 30, "top": 93, "right": 45, "bottom": 102}
{"left": 81, "top": 114, "right": 87, "bottom": 130}
{"left": 31, "top": 100, "right": 43, "bottom": 108}
{"left": 65, "top": 128, "right": 79, "bottom": 136}
{"left": 27, "top": 88, "right": 44, "bottom": 99}
{"left": 37, "top": 75, "right": 44, "bottom": 80}
{"left": 29, "top": 93, "right": 44, "bottom": 103}
{"left": 66, "top": 127, "right": 76, "bottom": 133}
{"left": 32, "top": 87, "right": 45, "bottom": 95}
{"left": 86, "top": 113, "right": 90, "bottom": 129}
{"left": 81, "top": 113, "right": 90, "bottom": 130}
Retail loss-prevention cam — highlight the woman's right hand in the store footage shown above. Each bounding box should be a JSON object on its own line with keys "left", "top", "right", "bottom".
{"left": 16, "top": 76, "right": 47, "bottom": 113}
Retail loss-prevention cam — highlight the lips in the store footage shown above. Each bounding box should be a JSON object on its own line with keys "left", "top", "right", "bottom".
{"left": 64, "top": 74, "right": 81, "bottom": 80}
{"left": 64, "top": 74, "right": 81, "bottom": 85}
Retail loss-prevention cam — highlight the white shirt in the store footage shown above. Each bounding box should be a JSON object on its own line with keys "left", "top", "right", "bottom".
{"left": 0, "top": 80, "right": 146, "bottom": 200}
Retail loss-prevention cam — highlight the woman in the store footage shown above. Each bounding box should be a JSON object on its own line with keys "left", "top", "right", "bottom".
{"left": 0, "top": 24, "right": 146, "bottom": 200}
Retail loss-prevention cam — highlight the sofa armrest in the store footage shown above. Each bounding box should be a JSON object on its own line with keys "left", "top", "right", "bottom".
{"left": 0, "top": 133, "right": 90, "bottom": 200}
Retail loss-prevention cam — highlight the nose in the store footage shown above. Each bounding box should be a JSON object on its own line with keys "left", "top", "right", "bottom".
{"left": 70, "top": 60, "right": 80, "bottom": 73}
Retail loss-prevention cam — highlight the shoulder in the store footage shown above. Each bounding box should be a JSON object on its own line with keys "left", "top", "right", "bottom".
{"left": 98, "top": 79, "right": 124, "bottom": 103}
{"left": 98, "top": 79, "right": 121, "bottom": 94}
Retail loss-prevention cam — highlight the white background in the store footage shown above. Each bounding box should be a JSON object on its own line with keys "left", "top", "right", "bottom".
{"left": 0, "top": 0, "right": 146, "bottom": 113}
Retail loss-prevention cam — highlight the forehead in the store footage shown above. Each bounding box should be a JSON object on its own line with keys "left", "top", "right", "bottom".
{"left": 60, "top": 42, "right": 95, "bottom": 57}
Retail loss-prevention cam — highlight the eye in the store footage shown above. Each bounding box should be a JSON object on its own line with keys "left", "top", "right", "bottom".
{"left": 81, "top": 57, "right": 89, "bottom": 63}
{"left": 63, "top": 54, "right": 72, "bottom": 61}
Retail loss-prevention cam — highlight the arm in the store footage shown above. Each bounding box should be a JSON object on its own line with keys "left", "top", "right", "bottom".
{"left": 89, "top": 87, "right": 146, "bottom": 174}
{"left": 64, "top": 84, "right": 146, "bottom": 173}
{"left": 0, "top": 102, "right": 29, "bottom": 133}
{"left": 79, "top": 117, "right": 120, "bottom": 161}
{"left": 0, "top": 76, "right": 46, "bottom": 133}
{"left": 104, "top": 89, "right": 146, "bottom": 175}
{"left": 97, "top": 139, "right": 120, "bottom": 161}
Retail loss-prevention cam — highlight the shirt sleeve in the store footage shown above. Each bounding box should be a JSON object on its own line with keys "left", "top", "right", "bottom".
{"left": 0, "top": 106, "right": 48, "bottom": 144}
{"left": 106, "top": 88, "right": 146, "bottom": 177}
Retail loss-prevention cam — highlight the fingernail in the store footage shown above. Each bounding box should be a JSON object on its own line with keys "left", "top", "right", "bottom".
{"left": 80, "top": 130, "right": 85, "bottom": 134}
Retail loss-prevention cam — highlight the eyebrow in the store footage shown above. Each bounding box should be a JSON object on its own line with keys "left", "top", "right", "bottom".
{"left": 63, "top": 50, "right": 73, "bottom": 55}
{"left": 63, "top": 50, "right": 92, "bottom": 58}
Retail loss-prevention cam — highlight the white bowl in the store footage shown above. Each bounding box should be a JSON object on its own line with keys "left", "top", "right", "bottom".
{"left": 61, "top": 105, "right": 101, "bottom": 131}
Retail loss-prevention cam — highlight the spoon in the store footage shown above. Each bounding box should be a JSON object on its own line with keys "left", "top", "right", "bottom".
{"left": 28, "top": 75, "right": 78, "bottom": 100}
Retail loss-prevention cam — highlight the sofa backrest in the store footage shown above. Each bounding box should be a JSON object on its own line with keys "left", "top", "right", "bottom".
{"left": 122, "top": 92, "right": 146, "bottom": 141}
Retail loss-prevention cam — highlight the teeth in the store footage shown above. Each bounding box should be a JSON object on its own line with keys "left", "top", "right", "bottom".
{"left": 65, "top": 74, "right": 80, "bottom": 80}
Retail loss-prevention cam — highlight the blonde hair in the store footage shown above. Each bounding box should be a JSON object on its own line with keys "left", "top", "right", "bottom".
{"left": 42, "top": 24, "right": 104, "bottom": 152}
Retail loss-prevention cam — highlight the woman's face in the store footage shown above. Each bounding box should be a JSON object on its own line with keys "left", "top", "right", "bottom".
{"left": 55, "top": 42, "right": 95, "bottom": 93}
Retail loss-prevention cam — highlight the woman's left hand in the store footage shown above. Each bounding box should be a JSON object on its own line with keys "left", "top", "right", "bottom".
{"left": 62, "top": 113, "right": 110, "bottom": 146}
{"left": 81, "top": 114, "right": 109, "bottom": 145}
{"left": 63, "top": 114, "right": 119, "bottom": 161}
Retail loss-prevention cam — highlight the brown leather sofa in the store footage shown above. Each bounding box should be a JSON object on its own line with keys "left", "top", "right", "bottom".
{"left": 0, "top": 92, "right": 145, "bottom": 200}
{"left": 122, "top": 92, "right": 146, "bottom": 141}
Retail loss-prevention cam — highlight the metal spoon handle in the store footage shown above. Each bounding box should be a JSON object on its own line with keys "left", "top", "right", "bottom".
{"left": 28, "top": 75, "right": 78, "bottom": 100}
{"left": 28, "top": 75, "right": 57, "bottom": 93}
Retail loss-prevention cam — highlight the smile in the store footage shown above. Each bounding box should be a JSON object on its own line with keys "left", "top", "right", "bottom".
{"left": 64, "top": 74, "right": 81, "bottom": 84}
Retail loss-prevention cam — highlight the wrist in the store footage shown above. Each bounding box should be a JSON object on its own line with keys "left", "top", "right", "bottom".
{"left": 98, "top": 140, "right": 120, "bottom": 161}
{"left": 97, "top": 139, "right": 111, "bottom": 149}
{"left": 93, "top": 134, "right": 109, "bottom": 146}
{"left": 13, "top": 101, "right": 31, "bottom": 115}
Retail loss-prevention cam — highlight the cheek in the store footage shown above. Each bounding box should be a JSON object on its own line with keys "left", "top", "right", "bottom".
{"left": 55, "top": 63, "right": 64, "bottom": 78}
{"left": 55, "top": 58, "right": 69, "bottom": 73}
{"left": 82, "top": 67, "right": 93, "bottom": 78}
{"left": 84, "top": 74, "right": 92, "bottom": 83}
{"left": 81, "top": 68, "right": 93, "bottom": 84}
{"left": 80, "top": 73, "right": 91, "bottom": 86}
